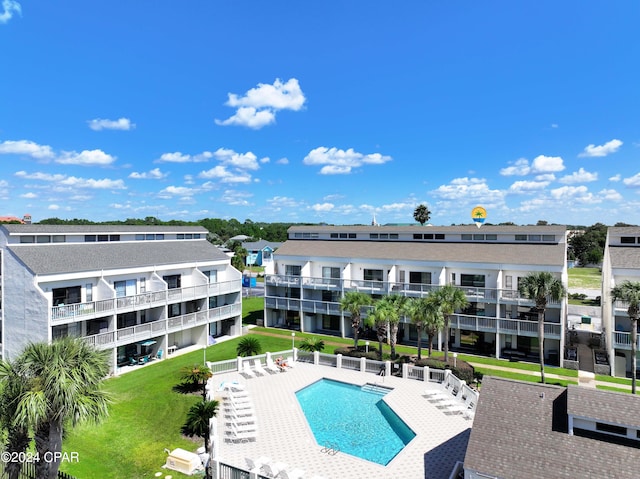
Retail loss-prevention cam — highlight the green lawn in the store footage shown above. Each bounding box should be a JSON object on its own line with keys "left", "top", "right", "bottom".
{"left": 567, "top": 267, "right": 601, "bottom": 289}
{"left": 242, "top": 296, "right": 264, "bottom": 324}
{"left": 596, "top": 384, "right": 632, "bottom": 394}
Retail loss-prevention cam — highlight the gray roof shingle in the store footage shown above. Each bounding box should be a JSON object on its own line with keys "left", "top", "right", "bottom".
{"left": 288, "top": 225, "right": 567, "bottom": 234}
{"left": 1, "top": 224, "right": 208, "bottom": 234}
{"left": 8, "top": 240, "right": 228, "bottom": 275}
{"left": 274, "top": 240, "right": 565, "bottom": 267}
{"left": 609, "top": 247, "right": 640, "bottom": 269}
{"left": 464, "top": 377, "right": 640, "bottom": 479}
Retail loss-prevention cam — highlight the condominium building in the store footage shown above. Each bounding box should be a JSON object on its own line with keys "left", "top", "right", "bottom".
{"left": 602, "top": 226, "right": 640, "bottom": 377}
{"left": 264, "top": 225, "right": 568, "bottom": 364}
{"left": 0, "top": 224, "right": 242, "bottom": 371}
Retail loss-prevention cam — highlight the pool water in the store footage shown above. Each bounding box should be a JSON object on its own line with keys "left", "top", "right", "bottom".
{"left": 295, "top": 378, "right": 416, "bottom": 465}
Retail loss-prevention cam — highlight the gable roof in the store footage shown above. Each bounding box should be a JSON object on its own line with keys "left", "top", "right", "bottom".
{"left": 242, "top": 239, "right": 282, "bottom": 251}
{"left": 1, "top": 224, "right": 208, "bottom": 234}
{"left": 464, "top": 377, "right": 640, "bottom": 479}
{"left": 274, "top": 240, "right": 565, "bottom": 267}
{"left": 8, "top": 240, "right": 229, "bottom": 275}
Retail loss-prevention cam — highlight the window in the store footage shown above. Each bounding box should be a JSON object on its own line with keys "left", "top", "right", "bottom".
{"left": 596, "top": 422, "right": 627, "bottom": 436}
{"left": 485, "top": 234, "right": 497, "bottom": 241}
{"left": 185, "top": 234, "right": 193, "bottom": 239}
{"left": 84, "top": 235, "right": 96, "bottom": 242}
{"left": 86, "top": 283, "right": 93, "bottom": 302}
{"left": 461, "top": 234, "right": 472, "bottom": 240}
{"left": 285, "top": 265, "right": 301, "bottom": 276}
{"left": 163, "top": 275, "right": 181, "bottom": 289}
{"left": 413, "top": 234, "right": 422, "bottom": 240}
{"left": 322, "top": 315, "right": 340, "bottom": 331}
{"left": 529, "top": 234, "right": 541, "bottom": 241}
{"left": 348, "top": 233, "right": 357, "bottom": 238}
{"left": 52, "top": 286, "right": 81, "bottom": 306}
{"left": 409, "top": 271, "right": 431, "bottom": 286}
{"left": 322, "top": 267, "right": 340, "bottom": 281}
{"left": 97, "top": 235, "right": 108, "bottom": 242}
{"left": 168, "top": 303, "right": 181, "bottom": 318}
{"left": 330, "top": 233, "right": 339, "bottom": 238}
{"left": 204, "top": 270, "right": 217, "bottom": 283}
{"left": 109, "top": 234, "right": 120, "bottom": 241}
{"left": 424, "top": 234, "right": 434, "bottom": 240}
{"left": 322, "top": 290, "right": 339, "bottom": 302}
{"left": 370, "top": 233, "right": 379, "bottom": 239}
{"left": 115, "top": 280, "right": 137, "bottom": 297}
{"left": 294, "top": 233, "right": 302, "bottom": 238}
{"left": 505, "top": 275, "right": 513, "bottom": 289}
{"left": 36, "top": 235, "right": 51, "bottom": 243}
{"left": 135, "top": 234, "right": 145, "bottom": 241}
{"left": 621, "top": 237, "right": 636, "bottom": 244}
{"left": 364, "top": 269, "right": 383, "bottom": 282}
{"left": 52, "top": 235, "right": 66, "bottom": 243}
{"left": 193, "top": 234, "right": 200, "bottom": 239}
{"left": 461, "top": 274, "right": 485, "bottom": 288}
{"left": 435, "top": 234, "right": 445, "bottom": 240}
{"left": 390, "top": 234, "right": 398, "bottom": 239}
{"left": 177, "top": 234, "right": 185, "bottom": 239}
{"left": 473, "top": 234, "right": 484, "bottom": 240}
{"left": 542, "top": 234, "right": 555, "bottom": 242}
{"left": 139, "top": 278, "right": 146, "bottom": 293}
{"left": 209, "top": 296, "right": 218, "bottom": 309}
{"left": 146, "top": 234, "right": 155, "bottom": 240}
{"left": 379, "top": 233, "right": 388, "bottom": 239}
{"left": 515, "top": 234, "right": 527, "bottom": 241}
{"left": 339, "top": 233, "right": 347, "bottom": 238}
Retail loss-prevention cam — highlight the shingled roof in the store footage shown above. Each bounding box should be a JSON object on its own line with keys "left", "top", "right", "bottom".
{"left": 464, "top": 377, "right": 640, "bottom": 479}
{"left": 7, "top": 240, "right": 228, "bottom": 275}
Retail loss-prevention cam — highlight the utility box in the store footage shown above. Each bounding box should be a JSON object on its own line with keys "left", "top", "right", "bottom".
{"left": 164, "top": 448, "right": 203, "bottom": 476}
{"left": 242, "top": 276, "right": 257, "bottom": 287}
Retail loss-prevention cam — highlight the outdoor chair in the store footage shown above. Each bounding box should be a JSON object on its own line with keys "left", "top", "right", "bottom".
{"left": 261, "top": 462, "right": 288, "bottom": 478}
{"left": 155, "top": 349, "right": 163, "bottom": 360}
{"left": 252, "top": 359, "right": 267, "bottom": 376}
{"left": 128, "top": 357, "right": 137, "bottom": 366}
{"left": 278, "top": 467, "right": 305, "bottom": 479}
{"left": 241, "top": 362, "right": 256, "bottom": 378}
{"left": 246, "top": 456, "right": 271, "bottom": 473}
{"left": 265, "top": 357, "right": 281, "bottom": 374}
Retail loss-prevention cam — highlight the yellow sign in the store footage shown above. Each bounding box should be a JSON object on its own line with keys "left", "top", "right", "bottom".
{"left": 471, "top": 206, "right": 487, "bottom": 228}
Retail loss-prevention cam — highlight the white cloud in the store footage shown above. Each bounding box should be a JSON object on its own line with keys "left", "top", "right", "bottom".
{"left": 156, "top": 151, "right": 212, "bottom": 163}
{"left": 508, "top": 180, "right": 550, "bottom": 194}
{"left": 128, "top": 168, "right": 167, "bottom": 179}
{"left": 276, "top": 157, "right": 289, "bottom": 165}
{"left": 0, "top": 140, "right": 54, "bottom": 159}
{"left": 380, "top": 202, "right": 413, "bottom": 212}
{"left": 578, "top": 139, "right": 623, "bottom": 157}
{"left": 599, "top": 189, "right": 623, "bottom": 201}
{"left": 87, "top": 117, "right": 135, "bottom": 131}
{"left": 213, "top": 148, "right": 261, "bottom": 170}
{"left": 311, "top": 203, "right": 334, "bottom": 212}
{"left": 56, "top": 149, "right": 116, "bottom": 166}
{"left": 551, "top": 123, "right": 558, "bottom": 129}
{"left": 267, "top": 196, "right": 301, "bottom": 208}
{"left": 623, "top": 173, "right": 640, "bottom": 187}
{"left": 550, "top": 185, "right": 588, "bottom": 199}
{"left": 60, "top": 177, "right": 126, "bottom": 189}
{"left": 19, "top": 192, "right": 37, "bottom": 198}
{"left": 303, "top": 147, "right": 392, "bottom": 175}
{"left": 260, "top": 157, "right": 270, "bottom": 164}
{"left": 215, "top": 78, "right": 306, "bottom": 129}
{"left": 535, "top": 173, "right": 556, "bottom": 181}
{"left": 158, "top": 186, "right": 196, "bottom": 198}
{"left": 15, "top": 171, "right": 65, "bottom": 181}
{"left": 609, "top": 174, "right": 621, "bottom": 182}
{"left": 0, "top": 0, "right": 21, "bottom": 24}
{"left": 500, "top": 155, "right": 564, "bottom": 176}
{"left": 220, "top": 189, "right": 253, "bottom": 206}
{"left": 48, "top": 204, "right": 60, "bottom": 211}
{"left": 558, "top": 168, "right": 598, "bottom": 184}
{"left": 431, "top": 177, "right": 505, "bottom": 202}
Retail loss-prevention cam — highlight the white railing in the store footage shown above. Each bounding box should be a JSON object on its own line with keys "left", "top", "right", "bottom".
{"left": 449, "top": 314, "right": 561, "bottom": 339}
{"left": 613, "top": 331, "right": 640, "bottom": 349}
{"left": 82, "top": 303, "right": 240, "bottom": 349}
{"left": 51, "top": 279, "right": 241, "bottom": 323}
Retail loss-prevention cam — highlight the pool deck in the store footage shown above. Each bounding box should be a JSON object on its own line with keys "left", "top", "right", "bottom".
{"left": 213, "top": 362, "right": 471, "bottom": 479}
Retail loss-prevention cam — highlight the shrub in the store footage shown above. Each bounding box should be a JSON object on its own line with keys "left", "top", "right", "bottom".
{"left": 236, "top": 336, "right": 262, "bottom": 357}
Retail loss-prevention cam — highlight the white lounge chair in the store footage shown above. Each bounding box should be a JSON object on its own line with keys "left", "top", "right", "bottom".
{"left": 261, "top": 462, "right": 288, "bottom": 478}
{"left": 285, "top": 357, "right": 295, "bottom": 368}
{"left": 265, "top": 357, "right": 281, "bottom": 374}
{"left": 246, "top": 456, "right": 271, "bottom": 472}
{"left": 278, "top": 467, "right": 305, "bottom": 479}
{"left": 241, "top": 362, "right": 256, "bottom": 378}
{"left": 253, "top": 359, "right": 267, "bottom": 376}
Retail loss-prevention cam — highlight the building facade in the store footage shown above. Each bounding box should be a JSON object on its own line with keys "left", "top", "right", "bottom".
{"left": 0, "top": 224, "right": 242, "bottom": 371}
{"left": 264, "top": 225, "right": 568, "bottom": 364}
{"left": 601, "top": 226, "right": 640, "bottom": 377}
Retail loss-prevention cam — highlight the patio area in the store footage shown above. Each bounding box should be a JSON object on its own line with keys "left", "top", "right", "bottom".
{"left": 210, "top": 361, "right": 472, "bottom": 479}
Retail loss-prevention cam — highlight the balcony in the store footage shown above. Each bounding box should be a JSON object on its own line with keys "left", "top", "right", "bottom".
{"left": 449, "top": 313, "right": 562, "bottom": 339}
{"left": 613, "top": 331, "right": 640, "bottom": 350}
{"left": 301, "top": 276, "right": 342, "bottom": 290}
{"left": 300, "top": 299, "right": 342, "bottom": 315}
{"left": 265, "top": 296, "right": 301, "bottom": 311}
{"left": 51, "top": 280, "right": 241, "bottom": 323}
{"left": 83, "top": 302, "right": 241, "bottom": 350}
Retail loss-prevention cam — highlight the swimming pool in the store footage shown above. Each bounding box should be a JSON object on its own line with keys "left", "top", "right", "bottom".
{"left": 295, "top": 378, "right": 416, "bottom": 465}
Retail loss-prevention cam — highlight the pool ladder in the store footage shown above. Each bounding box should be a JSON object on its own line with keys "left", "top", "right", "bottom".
{"left": 321, "top": 441, "right": 340, "bottom": 456}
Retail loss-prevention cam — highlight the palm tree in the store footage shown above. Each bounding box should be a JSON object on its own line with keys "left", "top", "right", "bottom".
{"left": 431, "top": 284, "right": 469, "bottom": 363}
{"left": 236, "top": 336, "right": 262, "bottom": 357}
{"left": 181, "top": 399, "right": 220, "bottom": 452}
{"left": 180, "top": 364, "right": 213, "bottom": 398}
{"left": 365, "top": 301, "right": 391, "bottom": 360}
{"left": 611, "top": 281, "right": 640, "bottom": 394}
{"left": 385, "top": 295, "right": 406, "bottom": 360}
{"left": 12, "top": 337, "right": 111, "bottom": 479}
{"left": 340, "top": 291, "right": 372, "bottom": 347}
{"left": 413, "top": 204, "right": 432, "bottom": 226}
{"left": 406, "top": 296, "right": 444, "bottom": 359}
{"left": 0, "top": 360, "right": 32, "bottom": 479}
{"left": 299, "top": 337, "right": 325, "bottom": 352}
{"left": 518, "top": 271, "right": 566, "bottom": 384}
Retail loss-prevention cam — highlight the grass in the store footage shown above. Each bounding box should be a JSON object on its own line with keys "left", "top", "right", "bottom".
{"left": 595, "top": 374, "right": 633, "bottom": 385}
{"left": 242, "top": 296, "right": 264, "bottom": 325}
{"left": 596, "top": 384, "right": 632, "bottom": 394}
{"left": 567, "top": 267, "right": 602, "bottom": 289}
{"left": 473, "top": 368, "right": 578, "bottom": 387}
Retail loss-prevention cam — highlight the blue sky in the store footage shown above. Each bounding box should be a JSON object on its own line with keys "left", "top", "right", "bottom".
{"left": 1, "top": 1, "right": 639, "bottom": 226}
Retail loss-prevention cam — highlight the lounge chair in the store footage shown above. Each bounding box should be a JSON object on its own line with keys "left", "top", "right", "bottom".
{"left": 285, "top": 357, "right": 295, "bottom": 368}
{"left": 252, "top": 359, "right": 267, "bottom": 376}
{"left": 261, "top": 462, "right": 288, "bottom": 478}
{"left": 278, "top": 467, "right": 305, "bottom": 479}
{"left": 246, "top": 456, "right": 271, "bottom": 472}
{"left": 154, "top": 349, "right": 163, "bottom": 360}
{"left": 265, "top": 357, "right": 281, "bottom": 374}
{"left": 241, "top": 362, "right": 256, "bottom": 378}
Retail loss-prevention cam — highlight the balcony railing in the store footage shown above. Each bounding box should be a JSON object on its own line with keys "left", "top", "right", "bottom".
{"left": 449, "top": 314, "right": 561, "bottom": 339}
{"left": 613, "top": 331, "right": 640, "bottom": 349}
{"left": 265, "top": 275, "right": 561, "bottom": 305}
{"left": 83, "top": 302, "right": 241, "bottom": 349}
{"left": 51, "top": 280, "right": 241, "bottom": 323}
{"left": 300, "top": 299, "right": 342, "bottom": 315}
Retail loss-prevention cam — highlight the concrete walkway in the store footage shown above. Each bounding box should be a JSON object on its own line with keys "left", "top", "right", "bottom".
{"left": 468, "top": 362, "right": 631, "bottom": 391}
